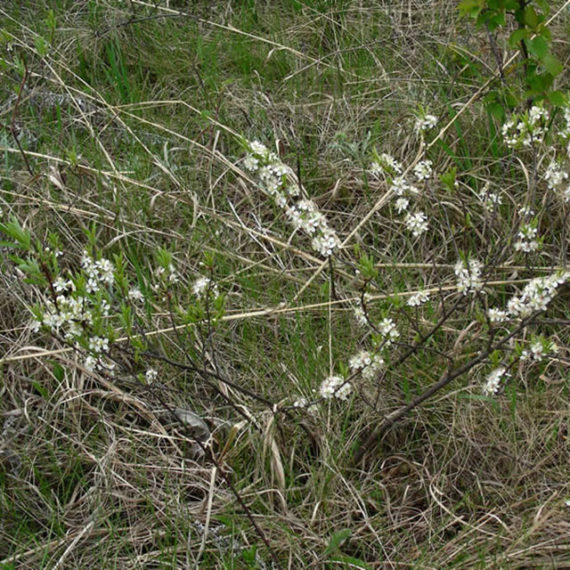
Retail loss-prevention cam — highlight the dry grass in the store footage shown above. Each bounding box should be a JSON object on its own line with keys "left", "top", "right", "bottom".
{"left": 1, "top": 0, "right": 569, "bottom": 568}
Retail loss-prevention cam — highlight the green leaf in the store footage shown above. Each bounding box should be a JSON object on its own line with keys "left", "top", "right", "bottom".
{"left": 458, "top": 0, "right": 483, "bottom": 18}
{"left": 440, "top": 167, "right": 457, "bottom": 192}
{"left": 508, "top": 29, "right": 528, "bottom": 48}
{"left": 358, "top": 254, "right": 378, "bottom": 280}
{"left": 538, "top": 26, "right": 552, "bottom": 41}
{"left": 523, "top": 6, "right": 538, "bottom": 29}
{"left": 51, "top": 362, "right": 65, "bottom": 382}
{"left": 487, "top": 11, "right": 505, "bottom": 29}
{"left": 547, "top": 90, "right": 567, "bottom": 106}
{"left": 527, "top": 36, "right": 548, "bottom": 59}
{"left": 505, "top": 92, "right": 519, "bottom": 108}
{"left": 324, "top": 529, "right": 352, "bottom": 555}
{"left": 34, "top": 36, "right": 49, "bottom": 57}
{"left": 542, "top": 53, "right": 563, "bottom": 76}
{"left": 31, "top": 380, "right": 49, "bottom": 400}
{"left": 486, "top": 101, "right": 505, "bottom": 122}
{"left": 0, "top": 218, "right": 32, "bottom": 250}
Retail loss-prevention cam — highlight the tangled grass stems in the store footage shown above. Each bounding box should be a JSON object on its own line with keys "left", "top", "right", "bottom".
{"left": 1, "top": 0, "right": 569, "bottom": 567}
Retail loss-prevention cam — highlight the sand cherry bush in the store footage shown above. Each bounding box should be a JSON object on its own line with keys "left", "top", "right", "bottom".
{"left": 2, "top": 2, "right": 570, "bottom": 566}
{"left": 230, "top": 103, "right": 569, "bottom": 418}
{"left": 3, "top": 102, "right": 567, "bottom": 425}
{"left": 0, "top": 220, "right": 225, "bottom": 381}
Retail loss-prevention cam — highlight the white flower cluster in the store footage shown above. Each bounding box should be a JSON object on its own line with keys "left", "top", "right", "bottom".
{"left": 155, "top": 263, "right": 179, "bottom": 285}
{"left": 407, "top": 290, "right": 430, "bottom": 307}
{"left": 415, "top": 114, "right": 438, "bottom": 132}
{"left": 505, "top": 271, "right": 569, "bottom": 318}
{"left": 349, "top": 350, "right": 384, "bottom": 380}
{"left": 521, "top": 338, "right": 558, "bottom": 362}
{"left": 34, "top": 252, "right": 117, "bottom": 372}
{"left": 514, "top": 223, "right": 540, "bottom": 253}
{"left": 243, "top": 140, "right": 340, "bottom": 257}
{"left": 192, "top": 276, "right": 219, "bottom": 298}
{"left": 395, "top": 197, "right": 409, "bottom": 213}
{"left": 483, "top": 366, "right": 509, "bottom": 396}
{"left": 145, "top": 368, "right": 158, "bottom": 382}
{"left": 370, "top": 153, "right": 403, "bottom": 176}
{"left": 479, "top": 185, "right": 502, "bottom": 213}
{"left": 553, "top": 105, "right": 570, "bottom": 156}
{"left": 390, "top": 176, "right": 419, "bottom": 197}
{"left": 319, "top": 375, "right": 352, "bottom": 400}
{"left": 502, "top": 105, "right": 549, "bottom": 149}
{"left": 89, "top": 335, "right": 109, "bottom": 354}
{"left": 368, "top": 153, "right": 429, "bottom": 238}
{"left": 81, "top": 250, "right": 114, "bottom": 293}
{"left": 378, "top": 317, "right": 400, "bottom": 345}
{"left": 36, "top": 292, "right": 94, "bottom": 339}
{"left": 353, "top": 306, "right": 368, "bottom": 327}
{"left": 413, "top": 160, "right": 433, "bottom": 181}
{"left": 404, "top": 211, "right": 428, "bottom": 237}
{"left": 518, "top": 206, "right": 534, "bottom": 218}
{"left": 454, "top": 258, "right": 484, "bottom": 295}
{"left": 544, "top": 161, "right": 570, "bottom": 203}
{"left": 487, "top": 271, "right": 569, "bottom": 323}
{"left": 488, "top": 308, "right": 509, "bottom": 323}
{"left": 128, "top": 287, "right": 144, "bottom": 303}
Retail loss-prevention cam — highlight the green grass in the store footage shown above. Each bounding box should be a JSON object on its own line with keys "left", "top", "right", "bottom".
{"left": 0, "top": 0, "right": 569, "bottom": 567}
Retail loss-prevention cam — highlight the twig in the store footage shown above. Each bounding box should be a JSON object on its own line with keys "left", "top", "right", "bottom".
{"left": 353, "top": 312, "right": 538, "bottom": 464}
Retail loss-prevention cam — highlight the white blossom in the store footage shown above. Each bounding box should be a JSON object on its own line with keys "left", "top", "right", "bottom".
{"left": 506, "top": 271, "right": 570, "bottom": 318}
{"left": 84, "top": 355, "right": 97, "bottom": 372}
{"left": 349, "top": 350, "right": 371, "bottom": 371}
{"left": 145, "top": 368, "right": 158, "bottom": 382}
{"left": 88, "top": 336, "right": 109, "bottom": 354}
{"left": 353, "top": 306, "right": 368, "bottom": 327}
{"left": 407, "top": 290, "right": 430, "bottom": 307}
{"left": 454, "top": 258, "right": 484, "bottom": 295}
{"left": 319, "top": 375, "right": 352, "bottom": 400}
{"left": 53, "top": 277, "right": 72, "bottom": 293}
{"left": 405, "top": 211, "right": 428, "bottom": 237}
{"left": 128, "top": 287, "right": 144, "bottom": 303}
{"left": 242, "top": 154, "right": 259, "bottom": 172}
{"left": 395, "top": 197, "right": 409, "bottom": 213}
{"left": 311, "top": 229, "right": 340, "bottom": 257}
{"left": 544, "top": 161, "right": 568, "bottom": 190}
{"left": 286, "top": 183, "right": 300, "bottom": 197}
{"left": 349, "top": 350, "right": 384, "bottom": 380}
{"left": 413, "top": 160, "right": 433, "bottom": 181}
{"left": 415, "top": 114, "right": 438, "bottom": 132}
{"left": 479, "top": 187, "right": 502, "bottom": 212}
{"left": 248, "top": 140, "right": 269, "bottom": 157}
{"left": 391, "top": 176, "right": 409, "bottom": 196}
{"left": 488, "top": 308, "right": 509, "bottom": 323}
{"left": 502, "top": 105, "right": 549, "bottom": 148}
{"left": 514, "top": 239, "right": 539, "bottom": 253}
{"left": 380, "top": 153, "right": 403, "bottom": 174}
{"left": 518, "top": 206, "right": 534, "bottom": 217}
{"left": 378, "top": 318, "right": 400, "bottom": 342}
{"left": 370, "top": 154, "right": 403, "bottom": 175}
{"left": 192, "top": 276, "right": 219, "bottom": 298}
{"left": 369, "top": 161, "right": 383, "bottom": 176}
{"left": 483, "top": 367, "right": 508, "bottom": 396}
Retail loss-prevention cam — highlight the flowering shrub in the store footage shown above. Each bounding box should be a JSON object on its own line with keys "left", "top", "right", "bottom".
{"left": 2, "top": 2, "right": 569, "bottom": 566}
{"left": 233, "top": 100, "right": 569, "bottom": 409}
